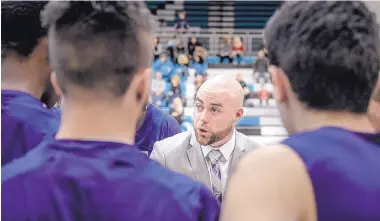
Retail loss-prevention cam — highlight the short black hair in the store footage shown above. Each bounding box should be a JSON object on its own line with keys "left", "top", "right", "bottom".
{"left": 2, "top": 1, "right": 48, "bottom": 58}
{"left": 264, "top": 1, "right": 380, "bottom": 113}
{"left": 41, "top": 1, "right": 154, "bottom": 96}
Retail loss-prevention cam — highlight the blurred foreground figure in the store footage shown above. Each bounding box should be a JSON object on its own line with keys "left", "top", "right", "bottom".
{"left": 2, "top": 2, "right": 219, "bottom": 221}
{"left": 221, "top": 2, "right": 380, "bottom": 221}
{"left": 1, "top": 1, "right": 60, "bottom": 166}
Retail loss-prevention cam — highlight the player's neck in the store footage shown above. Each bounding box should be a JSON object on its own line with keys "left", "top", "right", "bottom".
{"left": 295, "top": 110, "right": 376, "bottom": 134}
{"left": 1, "top": 59, "right": 44, "bottom": 98}
{"left": 56, "top": 101, "right": 137, "bottom": 145}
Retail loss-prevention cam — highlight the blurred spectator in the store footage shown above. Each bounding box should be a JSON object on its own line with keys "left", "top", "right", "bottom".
{"left": 174, "top": 11, "right": 189, "bottom": 34}
{"left": 263, "top": 48, "right": 268, "bottom": 57}
{"left": 258, "top": 88, "right": 271, "bottom": 106}
{"left": 174, "top": 39, "right": 188, "bottom": 60}
{"left": 174, "top": 54, "right": 189, "bottom": 79}
{"left": 153, "top": 37, "right": 164, "bottom": 60}
{"left": 153, "top": 53, "right": 174, "bottom": 81}
{"left": 194, "top": 75, "right": 206, "bottom": 99}
{"left": 191, "top": 46, "right": 208, "bottom": 76}
{"left": 236, "top": 73, "right": 250, "bottom": 101}
{"left": 169, "top": 96, "right": 184, "bottom": 125}
{"left": 166, "top": 37, "right": 175, "bottom": 62}
{"left": 232, "top": 36, "right": 245, "bottom": 64}
{"left": 191, "top": 55, "right": 207, "bottom": 76}
{"left": 259, "top": 42, "right": 269, "bottom": 57}
{"left": 151, "top": 72, "right": 166, "bottom": 107}
{"left": 195, "top": 45, "right": 208, "bottom": 58}
{"left": 188, "top": 36, "right": 202, "bottom": 58}
{"left": 218, "top": 36, "right": 233, "bottom": 63}
{"left": 168, "top": 75, "right": 182, "bottom": 99}
{"left": 253, "top": 50, "right": 270, "bottom": 82}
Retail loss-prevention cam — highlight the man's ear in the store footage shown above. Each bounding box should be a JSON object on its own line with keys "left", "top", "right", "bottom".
{"left": 50, "top": 72, "right": 63, "bottom": 97}
{"left": 29, "top": 37, "right": 51, "bottom": 77}
{"left": 131, "top": 68, "right": 152, "bottom": 103}
{"left": 235, "top": 107, "right": 244, "bottom": 122}
{"left": 269, "top": 65, "right": 289, "bottom": 103}
{"left": 31, "top": 37, "right": 49, "bottom": 63}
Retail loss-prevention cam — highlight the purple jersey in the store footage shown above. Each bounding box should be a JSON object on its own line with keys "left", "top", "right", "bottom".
{"left": 136, "top": 104, "right": 181, "bottom": 155}
{"left": 2, "top": 139, "right": 220, "bottom": 221}
{"left": 282, "top": 127, "right": 380, "bottom": 221}
{"left": 1, "top": 90, "right": 60, "bottom": 166}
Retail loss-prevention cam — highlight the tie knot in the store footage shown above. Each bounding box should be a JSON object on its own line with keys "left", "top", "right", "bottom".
{"left": 208, "top": 150, "right": 223, "bottom": 162}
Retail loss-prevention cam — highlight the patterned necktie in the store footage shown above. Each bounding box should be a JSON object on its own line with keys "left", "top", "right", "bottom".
{"left": 207, "top": 150, "right": 224, "bottom": 203}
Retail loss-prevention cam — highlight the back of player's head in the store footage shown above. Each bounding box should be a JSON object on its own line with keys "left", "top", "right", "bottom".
{"left": 264, "top": 1, "right": 380, "bottom": 113}
{"left": 2, "top": 1, "right": 48, "bottom": 59}
{"left": 41, "top": 1, "right": 154, "bottom": 97}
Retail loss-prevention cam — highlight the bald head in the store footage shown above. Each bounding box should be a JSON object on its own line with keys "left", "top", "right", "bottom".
{"left": 198, "top": 75, "right": 245, "bottom": 108}
{"left": 194, "top": 75, "right": 245, "bottom": 147}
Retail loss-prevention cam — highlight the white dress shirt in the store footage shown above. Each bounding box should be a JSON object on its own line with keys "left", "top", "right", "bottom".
{"left": 201, "top": 130, "right": 236, "bottom": 193}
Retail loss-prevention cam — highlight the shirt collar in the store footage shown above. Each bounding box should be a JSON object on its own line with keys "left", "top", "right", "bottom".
{"left": 201, "top": 130, "right": 236, "bottom": 161}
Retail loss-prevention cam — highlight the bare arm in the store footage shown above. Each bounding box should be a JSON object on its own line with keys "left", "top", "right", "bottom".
{"left": 221, "top": 145, "right": 316, "bottom": 221}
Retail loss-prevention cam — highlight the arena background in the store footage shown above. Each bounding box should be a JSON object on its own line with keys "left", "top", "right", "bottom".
{"left": 148, "top": 1, "right": 380, "bottom": 146}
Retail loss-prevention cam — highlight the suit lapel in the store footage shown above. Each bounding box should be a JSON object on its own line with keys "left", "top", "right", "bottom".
{"left": 186, "top": 133, "right": 211, "bottom": 189}
{"left": 228, "top": 132, "right": 246, "bottom": 177}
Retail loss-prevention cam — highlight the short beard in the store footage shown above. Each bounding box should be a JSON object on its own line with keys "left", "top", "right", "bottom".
{"left": 195, "top": 123, "right": 234, "bottom": 146}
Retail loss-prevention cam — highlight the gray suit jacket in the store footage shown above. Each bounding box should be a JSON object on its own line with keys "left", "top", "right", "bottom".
{"left": 150, "top": 130, "right": 261, "bottom": 189}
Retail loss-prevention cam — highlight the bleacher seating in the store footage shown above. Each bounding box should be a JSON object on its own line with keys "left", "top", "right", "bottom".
{"left": 145, "top": 1, "right": 165, "bottom": 17}
{"left": 207, "top": 55, "right": 255, "bottom": 65}
{"left": 180, "top": 1, "right": 210, "bottom": 28}
{"left": 146, "top": 1, "right": 282, "bottom": 30}
{"left": 234, "top": 1, "right": 281, "bottom": 29}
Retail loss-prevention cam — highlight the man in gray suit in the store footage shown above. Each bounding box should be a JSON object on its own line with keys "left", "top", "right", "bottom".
{"left": 151, "top": 75, "right": 261, "bottom": 203}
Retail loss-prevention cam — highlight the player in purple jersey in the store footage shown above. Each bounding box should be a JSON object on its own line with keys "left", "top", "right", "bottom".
{"left": 2, "top": 1, "right": 220, "bottom": 221}
{"left": 222, "top": 2, "right": 380, "bottom": 221}
{"left": 135, "top": 103, "right": 181, "bottom": 155}
{"left": 1, "top": 1, "right": 61, "bottom": 166}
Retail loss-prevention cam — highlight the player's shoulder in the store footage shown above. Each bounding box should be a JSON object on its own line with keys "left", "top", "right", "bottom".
{"left": 148, "top": 103, "right": 178, "bottom": 124}
{"left": 4, "top": 97, "right": 60, "bottom": 136}
{"left": 2, "top": 142, "right": 54, "bottom": 182}
{"left": 139, "top": 158, "right": 209, "bottom": 201}
{"left": 130, "top": 159, "right": 219, "bottom": 220}
{"left": 2, "top": 165, "right": 61, "bottom": 221}
{"left": 236, "top": 143, "right": 307, "bottom": 180}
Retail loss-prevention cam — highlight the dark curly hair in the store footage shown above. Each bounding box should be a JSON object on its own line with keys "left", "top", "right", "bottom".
{"left": 264, "top": 1, "right": 380, "bottom": 113}
{"left": 41, "top": 1, "right": 154, "bottom": 96}
{"left": 1, "top": 1, "right": 48, "bottom": 58}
